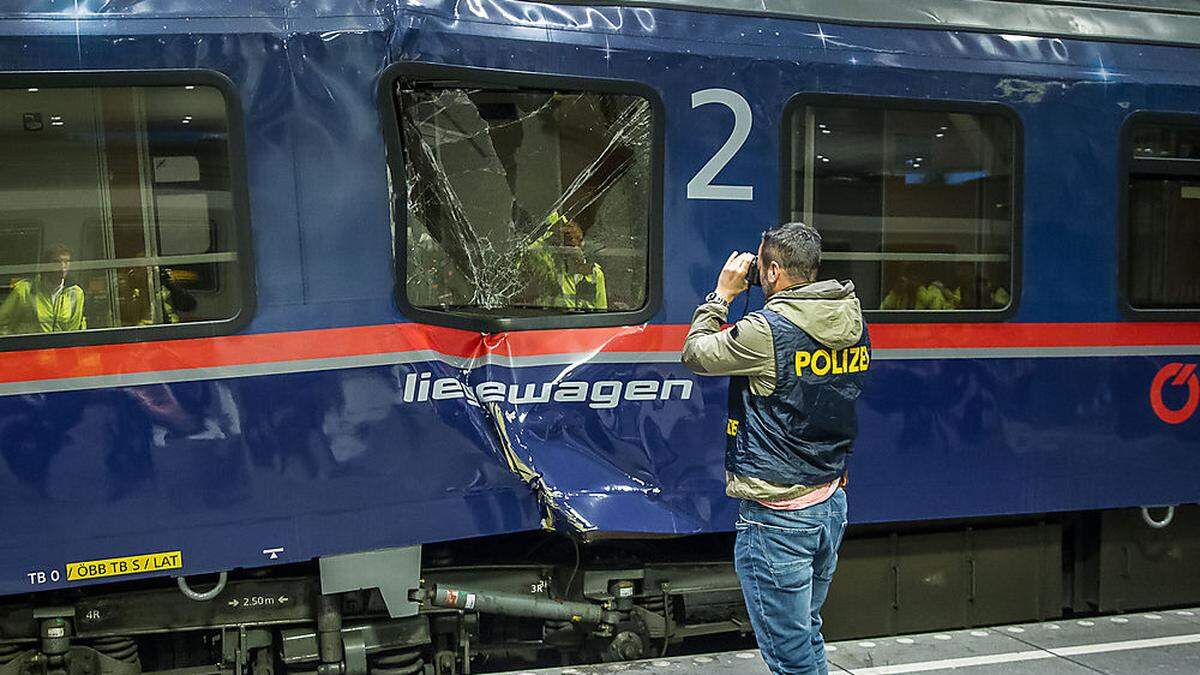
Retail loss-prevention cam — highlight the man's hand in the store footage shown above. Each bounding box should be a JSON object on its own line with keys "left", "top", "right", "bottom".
{"left": 715, "top": 251, "right": 756, "bottom": 303}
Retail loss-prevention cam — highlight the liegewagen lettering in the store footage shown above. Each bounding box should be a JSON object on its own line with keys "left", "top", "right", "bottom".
{"left": 401, "top": 373, "right": 693, "bottom": 410}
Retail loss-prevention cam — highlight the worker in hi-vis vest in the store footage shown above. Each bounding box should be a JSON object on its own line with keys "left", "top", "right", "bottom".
{"left": 525, "top": 211, "right": 607, "bottom": 311}
{"left": 0, "top": 243, "right": 87, "bottom": 335}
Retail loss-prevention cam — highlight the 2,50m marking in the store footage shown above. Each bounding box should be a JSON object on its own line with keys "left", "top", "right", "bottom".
{"left": 227, "top": 594, "right": 291, "bottom": 609}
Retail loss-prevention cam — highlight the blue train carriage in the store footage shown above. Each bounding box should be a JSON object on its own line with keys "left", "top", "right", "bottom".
{"left": 1, "top": 0, "right": 1199, "bottom": 673}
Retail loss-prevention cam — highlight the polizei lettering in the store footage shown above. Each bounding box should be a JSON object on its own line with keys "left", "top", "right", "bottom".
{"left": 402, "top": 372, "right": 694, "bottom": 410}
{"left": 795, "top": 346, "right": 870, "bottom": 377}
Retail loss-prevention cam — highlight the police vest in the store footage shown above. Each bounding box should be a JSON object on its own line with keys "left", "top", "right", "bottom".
{"left": 726, "top": 308, "right": 871, "bottom": 487}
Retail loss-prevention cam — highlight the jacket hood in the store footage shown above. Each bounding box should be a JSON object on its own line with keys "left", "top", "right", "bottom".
{"left": 764, "top": 279, "right": 864, "bottom": 350}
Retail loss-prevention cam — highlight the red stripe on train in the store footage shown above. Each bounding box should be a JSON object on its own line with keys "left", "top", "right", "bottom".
{"left": 1, "top": 322, "right": 1197, "bottom": 385}
{"left": 0, "top": 324, "right": 691, "bottom": 385}
{"left": 870, "top": 322, "right": 1200, "bottom": 349}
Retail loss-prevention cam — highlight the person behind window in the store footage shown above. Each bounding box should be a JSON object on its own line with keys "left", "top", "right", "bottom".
{"left": 0, "top": 243, "right": 87, "bottom": 334}
{"left": 525, "top": 212, "right": 607, "bottom": 311}
{"left": 990, "top": 285, "right": 1011, "bottom": 309}
{"left": 976, "top": 274, "right": 1011, "bottom": 309}
{"left": 915, "top": 279, "right": 962, "bottom": 310}
{"left": 880, "top": 271, "right": 917, "bottom": 310}
{"left": 118, "top": 253, "right": 199, "bottom": 326}
{"left": 139, "top": 267, "right": 197, "bottom": 325}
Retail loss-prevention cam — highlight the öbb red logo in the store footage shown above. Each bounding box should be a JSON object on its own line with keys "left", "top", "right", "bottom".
{"left": 1150, "top": 363, "right": 1200, "bottom": 425}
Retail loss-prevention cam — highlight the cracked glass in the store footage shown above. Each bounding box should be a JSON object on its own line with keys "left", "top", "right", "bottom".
{"left": 397, "top": 84, "right": 653, "bottom": 318}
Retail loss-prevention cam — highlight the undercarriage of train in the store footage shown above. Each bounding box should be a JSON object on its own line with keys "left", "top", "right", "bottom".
{"left": 1, "top": 505, "right": 1197, "bottom": 675}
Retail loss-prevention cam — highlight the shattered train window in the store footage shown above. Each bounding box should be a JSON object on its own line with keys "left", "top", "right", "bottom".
{"left": 398, "top": 85, "right": 654, "bottom": 317}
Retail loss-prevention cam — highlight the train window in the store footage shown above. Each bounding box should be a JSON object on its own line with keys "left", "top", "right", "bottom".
{"left": 785, "top": 100, "right": 1017, "bottom": 316}
{"left": 391, "top": 74, "right": 660, "bottom": 331}
{"left": 0, "top": 80, "right": 247, "bottom": 342}
{"left": 1125, "top": 121, "right": 1200, "bottom": 310}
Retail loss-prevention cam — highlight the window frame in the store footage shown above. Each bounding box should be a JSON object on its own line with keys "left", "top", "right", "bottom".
{"left": 1119, "top": 110, "right": 1200, "bottom": 320}
{"left": 378, "top": 62, "right": 665, "bottom": 333}
{"left": 779, "top": 93, "right": 1024, "bottom": 323}
{"left": 0, "top": 69, "right": 256, "bottom": 352}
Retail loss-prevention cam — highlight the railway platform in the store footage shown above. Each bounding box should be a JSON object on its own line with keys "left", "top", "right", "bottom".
{"left": 502, "top": 607, "right": 1200, "bottom": 674}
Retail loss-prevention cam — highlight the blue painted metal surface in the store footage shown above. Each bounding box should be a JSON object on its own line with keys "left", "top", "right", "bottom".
{"left": 0, "top": 0, "right": 1197, "bottom": 597}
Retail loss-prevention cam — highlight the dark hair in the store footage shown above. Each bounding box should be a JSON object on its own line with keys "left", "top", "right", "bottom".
{"left": 40, "top": 242, "right": 72, "bottom": 264}
{"left": 761, "top": 222, "right": 821, "bottom": 281}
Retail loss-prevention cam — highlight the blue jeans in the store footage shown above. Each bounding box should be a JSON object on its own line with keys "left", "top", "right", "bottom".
{"left": 734, "top": 488, "right": 848, "bottom": 675}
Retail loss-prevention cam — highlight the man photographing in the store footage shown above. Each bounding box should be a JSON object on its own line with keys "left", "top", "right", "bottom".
{"left": 681, "top": 222, "right": 871, "bottom": 675}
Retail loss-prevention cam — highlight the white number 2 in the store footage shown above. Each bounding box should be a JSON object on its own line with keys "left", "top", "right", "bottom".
{"left": 686, "top": 89, "right": 754, "bottom": 201}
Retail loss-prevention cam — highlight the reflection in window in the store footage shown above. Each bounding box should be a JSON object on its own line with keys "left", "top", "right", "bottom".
{"left": 1128, "top": 122, "right": 1200, "bottom": 309}
{"left": 397, "top": 85, "right": 653, "bottom": 317}
{"left": 787, "top": 104, "right": 1015, "bottom": 312}
{"left": 1133, "top": 124, "right": 1200, "bottom": 160}
{"left": 0, "top": 84, "right": 242, "bottom": 338}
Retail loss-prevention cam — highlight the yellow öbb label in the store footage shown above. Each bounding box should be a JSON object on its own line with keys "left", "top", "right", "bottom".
{"left": 795, "top": 346, "right": 870, "bottom": 377}
{"left": 66, "top": 550, "right": 182, "bottom": 581}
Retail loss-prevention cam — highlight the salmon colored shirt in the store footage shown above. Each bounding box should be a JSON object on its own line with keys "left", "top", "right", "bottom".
{"left": 758, "top": 478, "right": 840, "bottom": 510}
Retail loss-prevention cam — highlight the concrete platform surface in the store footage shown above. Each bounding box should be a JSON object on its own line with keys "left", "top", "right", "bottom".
{"left": 499, "top": 607, "right": 1200, "bottom": 674}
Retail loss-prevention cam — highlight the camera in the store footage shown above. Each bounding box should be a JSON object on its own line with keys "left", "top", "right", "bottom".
{"left": 745, "top": 255, "right": 760, "bottom": 287}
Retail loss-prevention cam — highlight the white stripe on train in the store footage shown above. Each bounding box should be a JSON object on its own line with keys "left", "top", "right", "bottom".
{"left": 1, "top": 344, "right": 1199, "bottom": 397}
